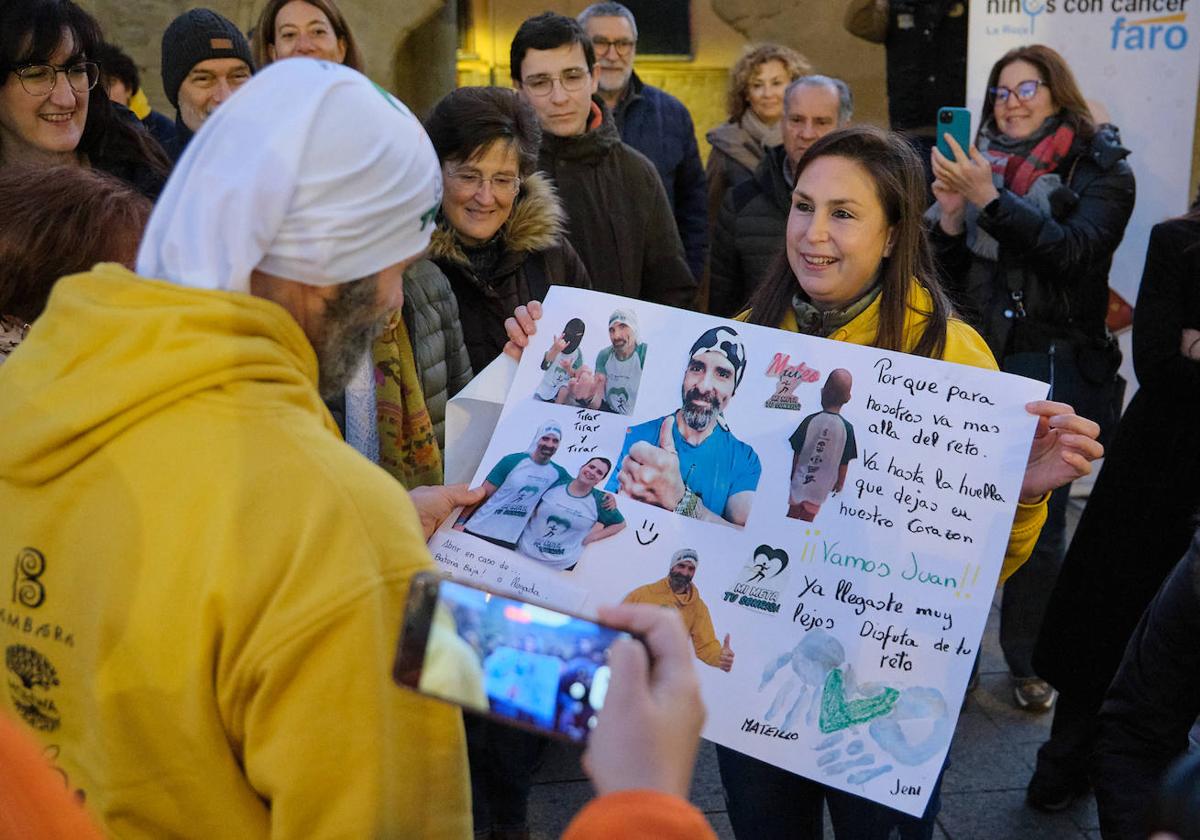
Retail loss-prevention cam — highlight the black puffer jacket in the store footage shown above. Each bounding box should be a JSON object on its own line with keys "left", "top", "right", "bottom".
{"left": 537, "top": 99, "right": 695, "bottom": 308}
{"left": 930, "top": 124, "right": 1136, "bottom": 360}
{"left": 709, "top": 145, "right": 792, "bottom": 317}
{"left": 431, "top": 173, "right": 592, "bottom": 373}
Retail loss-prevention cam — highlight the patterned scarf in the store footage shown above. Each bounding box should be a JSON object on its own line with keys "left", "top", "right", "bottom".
{"left": 374, "top": 311, "right": 443, "bottom": 489}
{"left": 791, "top": 283, "right": 882, "bottom": 337}
{"left": 926, "top": 117, "right": 1076, "bottom": 262}
{"left": 978, "top": 117, "right": 1075, "bottom": 197}
{"left": 0, "top": 314, "right": 30, "bottom": 363}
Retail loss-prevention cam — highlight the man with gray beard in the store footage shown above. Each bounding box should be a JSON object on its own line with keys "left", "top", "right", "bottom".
{"left": 0, "top": 60, "right": 479, "bottom": 837}
{"left": 608, "top": 326, "right": 761, "bottom": 526}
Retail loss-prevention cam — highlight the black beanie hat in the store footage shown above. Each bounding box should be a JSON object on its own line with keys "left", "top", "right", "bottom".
{"left": 161, "top": 8, "right": 254, "bottom": 109}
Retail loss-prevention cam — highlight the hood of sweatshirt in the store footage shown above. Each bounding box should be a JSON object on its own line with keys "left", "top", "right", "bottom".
{"left": 0, "top": 262, "right": 333, "bottom": 486}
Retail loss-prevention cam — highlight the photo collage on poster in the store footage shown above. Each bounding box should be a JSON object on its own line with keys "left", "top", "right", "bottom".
{"left": 432, "top": 287, "right": 1047, "bottom": 816}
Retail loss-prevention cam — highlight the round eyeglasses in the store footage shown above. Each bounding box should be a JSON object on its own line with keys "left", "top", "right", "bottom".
{"left": 988, "top": 79, "right": 1047, "bottom": 104}
{"left": 11, "top": 61, "right": 100, "bottom": 97}
{"left": 446, "top": 170, "right": 522, "bottom": 197}
{"left": 592, "top": 37, "right": 636, "bottom": 57}
{"left": 521, "top": 68, "right": 591, "bottom": 97}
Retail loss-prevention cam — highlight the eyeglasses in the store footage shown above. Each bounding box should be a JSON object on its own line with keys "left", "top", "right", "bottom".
{"left": 989, "top": 79, "right": 1047, "bottom": 104}
{"left": 591, "top": 37, "right": 636, "bottom": 57}
{"left": 446, "top": 169, "right": 522, "bottom": 197}
{"left": 10, "top": 61, "right": 99, "bottom": 96}
{"left": 521, "top": 68, "right": 590, "bottom": 97}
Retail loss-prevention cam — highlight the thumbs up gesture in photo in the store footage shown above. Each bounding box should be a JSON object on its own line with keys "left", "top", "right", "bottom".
{"left": 618, "top": 415, "right": 686, "bottom": 510}
{"left": 719, "top": 633, "right": 735, "bottom": 673}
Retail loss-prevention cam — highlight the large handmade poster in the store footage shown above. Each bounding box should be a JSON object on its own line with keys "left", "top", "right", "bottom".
{"left": 433, "top": 287, "right": 1046, "bottom": 816}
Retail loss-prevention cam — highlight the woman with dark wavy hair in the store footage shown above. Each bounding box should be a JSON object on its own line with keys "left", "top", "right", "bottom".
{"left": 0, "top": 164, "right": 151, "bottom": 360}
{"left": 722, "top": 124, "right": 1103, "bottom": 840}
{"left": 928, "top": 43, "right": 1135, "bottom": 727}
{"left": 0, "top": 0, "right": 168, "bottom": 197}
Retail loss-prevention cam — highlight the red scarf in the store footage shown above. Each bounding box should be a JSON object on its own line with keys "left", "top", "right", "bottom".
{"left": 987, "top": 123, "right": 1075, "bottom": 196}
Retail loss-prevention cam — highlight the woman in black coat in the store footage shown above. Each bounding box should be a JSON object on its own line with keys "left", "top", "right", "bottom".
{"left": 927, "top": 44, "right": 1135, "bottom": 723}
{"left": 423, "top": 86, "right": 591, "bottom": 375}
{"left": 419, "top": 84, "right": 591, "bottom": 840}
{"left": 1028, "top": 211, "right": 1200, "bottom": 809}
{"left": 1092, "top": 527, "right": 1200, "bottom": 839}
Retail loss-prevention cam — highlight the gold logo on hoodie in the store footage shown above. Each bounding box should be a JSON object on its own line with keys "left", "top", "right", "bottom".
{"left": 12, "top": 547, "right": 46, "bottom": 609}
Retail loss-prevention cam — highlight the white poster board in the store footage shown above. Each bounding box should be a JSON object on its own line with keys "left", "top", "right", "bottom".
{"left": 435, "top": 287, "right": 1046, "bottom": 816}
{"left": 967, "top": 0, "right": 1200, "bottom": 304}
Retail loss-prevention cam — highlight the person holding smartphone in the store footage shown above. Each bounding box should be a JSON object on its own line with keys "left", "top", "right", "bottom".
{"left": 729, "top": 123, "right": 1103, "bottom": 840}
{"left": 927, "top": 45, "right": 1135, "bottom": 730}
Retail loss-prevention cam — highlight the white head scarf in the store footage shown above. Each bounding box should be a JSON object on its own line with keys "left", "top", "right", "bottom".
{"left": 137, "top": 59, "right": 442, "bottom": 292}
{"left": 528, "top": 421, "right": 563, "bottom": 454}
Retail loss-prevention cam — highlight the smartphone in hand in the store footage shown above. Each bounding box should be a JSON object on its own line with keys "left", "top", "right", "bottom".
{"left": 936, "top": 107, "right": 972, "bottom": 159}
{"left": 394, "top": 572, "right": 633, "bottom": 744}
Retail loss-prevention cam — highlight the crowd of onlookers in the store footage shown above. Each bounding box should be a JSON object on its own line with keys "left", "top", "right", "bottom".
{"left": 0, "top": 0, "right": 1197, "bottom": 838}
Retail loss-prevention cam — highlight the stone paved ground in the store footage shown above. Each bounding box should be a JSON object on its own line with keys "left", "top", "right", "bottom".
{"left": 526, "top": 501, "right": 1093, "bottom": 839}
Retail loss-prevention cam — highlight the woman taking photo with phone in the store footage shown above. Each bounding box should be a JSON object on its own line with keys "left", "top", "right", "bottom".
{"left": 723, "top": 124, "right": 1102, "bottom": 840}
{"left": 927, "top": 44, "right": 1135, "bottom": 720}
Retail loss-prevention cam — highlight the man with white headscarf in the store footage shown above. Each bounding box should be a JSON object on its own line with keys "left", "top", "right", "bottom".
{"left": 608, "top": 325, "right": 761, "bottom": 526}
{"left": 0, "top": 60, "right": 475, "bottom": 838}
{"left": 593, "top": 308, "right": 648, "bottom": 415}
{"left": 453, "top": 420, "right": 572, "bottom": 549}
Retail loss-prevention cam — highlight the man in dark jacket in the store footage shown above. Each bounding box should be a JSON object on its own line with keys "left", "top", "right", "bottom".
{"left": 578, "top": 3, "right": 707, "bottom": 282}
{"left": 159, "top": 8, "right": 254, "bottom": 161}
{"left": 708, "top": 76, "right": 851, "bottom": 316}
{"left": 511, "top": 12, "right": 696, "bottom": 309}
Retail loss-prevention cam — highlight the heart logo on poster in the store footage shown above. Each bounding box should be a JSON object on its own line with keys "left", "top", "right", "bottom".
{"left": 818, "top": 668, "right": 900, "bottom": 734}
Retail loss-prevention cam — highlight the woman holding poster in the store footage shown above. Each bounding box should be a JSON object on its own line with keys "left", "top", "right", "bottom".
{"left": 727, "top": 125, "right": 1104, "bottom": 839}
{"left": 927, "top": 44, "right": 1135, "bottom": 717}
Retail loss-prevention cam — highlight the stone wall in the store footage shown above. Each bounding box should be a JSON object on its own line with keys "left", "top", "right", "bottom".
{"left": 81, "top": 0, "right": 451, "bottom": 115}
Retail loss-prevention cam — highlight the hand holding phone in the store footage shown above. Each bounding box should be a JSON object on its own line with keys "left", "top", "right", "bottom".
{"left": 395, "top": 573, "right": 635, "bottom": 743}
{"left": 935, "top": 107, "right": 972, "bottom": 160}
{"left": 583, "top": 603, "right": 706, "bottom": 799}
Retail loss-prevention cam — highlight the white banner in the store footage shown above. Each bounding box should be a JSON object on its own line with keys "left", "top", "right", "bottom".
{"left": 967, "top": 0, "right": 1200, "bottom": 303}
{"left": 437, "top": 287, "right": 1048, "bottom": 816}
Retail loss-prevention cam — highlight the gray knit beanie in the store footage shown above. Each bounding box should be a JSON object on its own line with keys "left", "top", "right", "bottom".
{"left": 161, "top": 8, "right": 254, "bottom": 108}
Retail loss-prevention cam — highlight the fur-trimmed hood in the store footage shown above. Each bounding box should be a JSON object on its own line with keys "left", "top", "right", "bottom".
{"left": 429, "top": 171, "right": 566, "bottom": 267}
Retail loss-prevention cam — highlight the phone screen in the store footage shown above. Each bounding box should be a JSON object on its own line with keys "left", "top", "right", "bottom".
{"left": 397, "top": 575, "right": 630, "bottom": 743}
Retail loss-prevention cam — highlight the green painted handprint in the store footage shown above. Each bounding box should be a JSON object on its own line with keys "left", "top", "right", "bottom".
{"left": 818, "top": 668, "right": 899, "bottom": 734}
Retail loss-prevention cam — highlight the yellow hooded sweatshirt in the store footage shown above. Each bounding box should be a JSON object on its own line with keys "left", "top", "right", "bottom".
{"left": 0, "top": 264, "right": 469, "bottom": 838}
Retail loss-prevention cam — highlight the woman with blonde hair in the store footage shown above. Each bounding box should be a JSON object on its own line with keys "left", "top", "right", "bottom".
{"left": 705, "top": 43, "right": 809, "bottom": 228}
